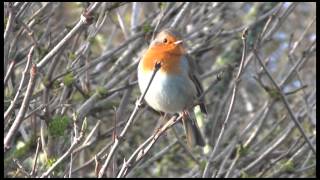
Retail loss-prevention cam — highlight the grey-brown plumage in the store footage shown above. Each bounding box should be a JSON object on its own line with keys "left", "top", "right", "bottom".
{"left": 182, "top": 111, "right": 205, "bottom": 147}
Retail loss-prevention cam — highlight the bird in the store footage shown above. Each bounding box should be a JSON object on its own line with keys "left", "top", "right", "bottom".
{"left": 137, "top": 28, "right": 206, "bottom": 147}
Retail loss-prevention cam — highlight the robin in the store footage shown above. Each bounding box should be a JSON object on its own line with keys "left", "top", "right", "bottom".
{"left": 137, "top": 28, "right": 206, "bottom": 147}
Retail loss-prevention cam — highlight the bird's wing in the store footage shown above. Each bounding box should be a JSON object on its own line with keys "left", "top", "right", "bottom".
{"left": 186, "top": 54, "right": 207, "bottom": 114}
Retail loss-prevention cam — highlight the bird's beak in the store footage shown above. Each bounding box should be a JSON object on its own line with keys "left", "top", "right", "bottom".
{"left": 174, "top": 40, "right": 183, "bottom": 45}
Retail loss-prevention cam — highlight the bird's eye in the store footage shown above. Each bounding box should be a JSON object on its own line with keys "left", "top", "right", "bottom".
{"left": 163, "top": 38, "right": 168, "bottom": 43}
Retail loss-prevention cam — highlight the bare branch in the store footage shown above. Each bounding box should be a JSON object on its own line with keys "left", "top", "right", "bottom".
{"left": 98, "top": 62, "right": 162, "bottom": 177}
{"left": 203, "top": 28, "right": 248, "bottom": 178}
{"left": 253, "top": 50, "right": 316, "bottom": 155}
{"left": 4, "top": 63, "right": 37, "bottom": 151}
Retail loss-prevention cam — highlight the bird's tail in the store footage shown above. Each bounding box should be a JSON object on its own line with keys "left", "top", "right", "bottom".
{"left": 182, "top": 111, "right": 205, "bottom": 147}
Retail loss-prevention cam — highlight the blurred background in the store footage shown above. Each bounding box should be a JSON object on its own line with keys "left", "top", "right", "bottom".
{"left": 3, "top": 2, "right": 316, "bottom": 178}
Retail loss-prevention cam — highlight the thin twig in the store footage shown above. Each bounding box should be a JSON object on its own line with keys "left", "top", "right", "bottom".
{"left": 4, "top": 3, "right": 14, "bottom": 43}
{"left": 72, "top": 141, "right": 113, "bottom": 174}
{"left": 243, "top": 122, "right": 295, "bottom": 172}
{"left": 4, "top": 64, "right": 37, "bottom": 151}
{"left": 40, "top": 119, "right": 87, "bottom": 178}
{"left": 289, "top": 16, "right": 316, "bottom": 55}
{"left": 127, "top": 139, "right": 178, "bottom": 177}
{"left": 98, "top": 62, "right": 162, "bottom": 177}
{"left": 151, "top": 5, "right": 165, "bottom": 41}
{"left": 36, "top": 2, "right": 101, "bottom": 69}
{"left": 170, "top": 2, "right": 191, "bottom": 29}
{"left": 30, "top": 137, "right": 41, "bottom": 176}
{"left": 131, "top": 2, "right": 140, "bottom": 34}
{"left": 4, "top": 46, "right": 35, "bottom": 121}
{"left": 117, "top": 115, "right": 182, "bottom": 177}
{"left": 81, "top": 120, "right": 101, "bottom": 147}
{"left": 202, "top": 28, "right": 248, "bottom": 177}
{"left": 253, "top": 50, "right": 316, "bottom": 155}
{"left": 4, "top": 59, "right": 16, "bottom": 87}
{"left": 171, "top": 127, "right": 200, "bottom": 165}
{"left": 13, "top": 159, "right": 30, "bottom": 177}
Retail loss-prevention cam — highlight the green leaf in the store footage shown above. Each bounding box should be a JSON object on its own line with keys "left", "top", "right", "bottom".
{"left": 63, "top": 72, "right": 74, "bottom": 86}
{"left": 158, "top": 2, "right": 166, "bottom": 9}
{"left": 282, "top": 160, "right": 295, "bottom": 173}
{"left": 265, "top": 86, "right": 281, "bottom": 100}
{"left": 72, "top": 91, "right": 85, "bottom": 101}
{"left": 96, "top": 86, "right": 108, "bottom": 97}
{"left": 240, "top": 170, "right": 255, "bottom": 178}
{"left": 68, "top": 51, "right": 76, "bottom": 61}
{"left": 88, "top": 36, "right": 96, "bottom": 44}
{"left": 237, "top": 144, "right": 249, "bottom": 157}
{"left": 143, "top": 23, "right": 152, "bottom": 33}
{"left": 46, "top": 157, "right": 57, "bottom": 168}
{"left": 81, "top": 117, "right": 88, "bottom": 133}
{"left": 48, "top": 115, "right": 70, "bottom": 137}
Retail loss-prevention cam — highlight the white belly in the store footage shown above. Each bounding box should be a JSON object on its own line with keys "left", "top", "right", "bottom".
{"left": 138, "top": 65, "right": 196, "bottom": 113}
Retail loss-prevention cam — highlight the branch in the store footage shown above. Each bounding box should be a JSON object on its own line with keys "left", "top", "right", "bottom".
{"left": 4, "top": 59, "right": 16, "bottom": 87}
{"left": 30, "top": 137, "right": 41, "bottom": 176}
{"left": 40, "top": 119, "right": 87, "bottom": 178}
{"left": 243, "top": 122, "right": 295, "bottom": 172}
{"left": 170, "top": 2, "right": 191, "bottom": 29}
{"left": 4, "top": 46, "right": 34, "bottom": 121}
{"left": 202, "top": 28, "right": 248, "bottom": 177}
{"left": 4, "top": 3, "right": 14, "bottom": 43}
{"left": 127, "top": 139, "right": 178, "bottom": 177}
{"left": 36, "top": 2, "right": 101, "bottom": 69}
{"left": 98, "top": 62, "right": 162, "bottom": 177}
{"left": 13, "top": 159, "right": 30, "bottom": 178}
{"left": 4, "top": 64, "right": 37, "bottom": 151}
{"left": 117, "top": 115, "right": 182, "bottom": 177}
{"left": 253, "top": 50, "right": 316, "bottom": 155}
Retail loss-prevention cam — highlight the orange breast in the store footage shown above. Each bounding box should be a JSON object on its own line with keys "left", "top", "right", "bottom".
{"left": 141, "top": 46, "right": 183, "bottom": 74}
